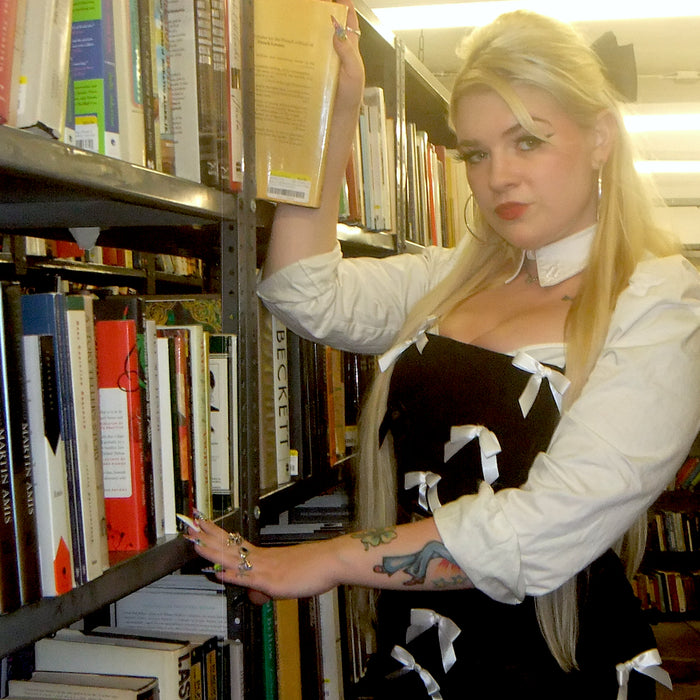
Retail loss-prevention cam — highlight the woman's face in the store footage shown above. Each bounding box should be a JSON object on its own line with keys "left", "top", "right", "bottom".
{"left": 453, "top": 84, "right": 605, "bottom": 251}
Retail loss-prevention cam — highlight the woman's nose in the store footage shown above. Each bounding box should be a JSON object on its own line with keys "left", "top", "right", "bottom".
{"left": 488, "top": 152, "right": 519, "bottom": 191}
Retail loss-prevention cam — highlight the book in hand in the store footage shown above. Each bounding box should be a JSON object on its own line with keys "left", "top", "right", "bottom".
{"left": 253, "top": 0, "right": 347, "bottom": 208}
{"left": 34, "top": 627, "right": 191, "bottom": 700}
{"left": 7, "top": 671, "right": 159, "bottom": 699}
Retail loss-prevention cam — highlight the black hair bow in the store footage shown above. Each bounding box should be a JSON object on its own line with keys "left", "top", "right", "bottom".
{"left": 591, "top": 31, "right": 638, "bottom": 102}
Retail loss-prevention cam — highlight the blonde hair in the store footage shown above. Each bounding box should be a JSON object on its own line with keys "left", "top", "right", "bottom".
{"left": 353, "top": 10, "right": 679, "bottom": 672}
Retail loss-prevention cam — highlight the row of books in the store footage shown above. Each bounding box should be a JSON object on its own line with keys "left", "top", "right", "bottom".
{"left": 668, "top": 455, "right": 700, "bottom": 491}
{"left": 258, "top": 304, "right": 377, "bottom": 494}
{"left": 633, "top": 569, "right": 700, "bottom": 615}
{"left": 0, "top": 285, "right": 238, "bottom": 615}
{"left": 648, "top": 509, "right": 700, "bottom": 554}
{"left": 17, "top": 570, "right": 348, "bottom": 700}
{"left": 0, "top": 0, "right": 353, "bottom": 208}
{"left": 339, "top": 85, "right": 471, "bottom": 247}
{"left": 2, "top": 0, "right": 467, "bottom": 238}
{"left": 1, "top": 235, "right": 204, "bottom": 281}
{"left": 0, "top": 0, "right": 242, "bottom": 191}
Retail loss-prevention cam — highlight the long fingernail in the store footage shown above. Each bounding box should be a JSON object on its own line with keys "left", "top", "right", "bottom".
{"left": 183, "top": 535, "right": 202, "bottom": 546}
{"left": 332, "top": 15, "right": 347, "bottom": 40}
{"left": 177, "top": 513, "right": 200, "bottom": 531}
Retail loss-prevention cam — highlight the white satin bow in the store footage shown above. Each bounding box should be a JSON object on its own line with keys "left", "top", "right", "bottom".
{"left": 390, "top": 646, "right": 443, "bottom": 699}
{"left": 616, "top": 648, "right": 672, "bottom": 700}
{"left": 378, "top": 316, "right": 437, "bottom": 372}
{"left": 406, "top": 608, "right": 461, "bottom": 672}
{"left": 444, "top": 424, "right": 501, "bottom": 485}
{"left": 404, "top": 471, "right": 442, "bottom": 513}
{"left": 511, "top": 351, "right": 570, "bottom": 417}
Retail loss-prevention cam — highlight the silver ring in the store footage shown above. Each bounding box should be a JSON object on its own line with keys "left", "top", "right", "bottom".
{"left": 346, "top": 26, "right": 361, "bottom": 38}
{"left": 238, "top": 546, "right": 253, "bottom": 573}
{"left": 227, "top": 531, "right": 242, "bottom": 547}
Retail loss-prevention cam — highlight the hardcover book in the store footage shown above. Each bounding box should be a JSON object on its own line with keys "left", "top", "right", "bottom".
{"left": 0, "top": 283, "right": 41, "bottom": 605}
{"left": 94, "top": 317, "right": 153, "bottom": 551}
{"left": 253, "top": 0, "right": 347, "bottom": 207}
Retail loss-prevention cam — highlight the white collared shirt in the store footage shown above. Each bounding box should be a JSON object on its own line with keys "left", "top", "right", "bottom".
{"left": 258, "top": 240, "right": 700, "bottom": 603}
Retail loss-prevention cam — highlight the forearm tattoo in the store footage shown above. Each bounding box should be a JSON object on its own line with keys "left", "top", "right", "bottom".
{"left": 351, "top": 527, "right": 398, "bottom": 550}
{"left": 373, "top": 540, "right": 467, "bottom": 587}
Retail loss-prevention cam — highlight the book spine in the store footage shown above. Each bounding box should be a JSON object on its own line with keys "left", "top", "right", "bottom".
{"left": 70, "top": 0, "right": 121, "bottom": 158}
{"left": 193, "top": 0, "right": 220, "bottom": 187}
{"left": 66, "top": 295, "right": 109, "bottom": 580}
{"left": 154, "top": 0, "right": 176, "bottom": 174}
{"left": 1, "top": 284, "right": 41, "bottom": 605}
{"left": 0, "top": 0, "right": 23, "bottom": 125}
{"left": 166, "top": 0, "right": 201, "bottom": 182}
{"left": 226, "top": 0, "right": 243, "bottom": 191}
{"left": 22, "top": 293, "right": 86, "bottom": 585}
{"left": 95, "top": 319, "right": 152, "bottom": 551}
{"left": 0, "top": 360, "right": 21, "bottom": 613}
{"left": 210, "top": 0, "right": 230, "bottom": 186}
{"left": 272, "top": 317, "right": 291, "bottom": 485}
{"left": 137, "top": 0, "right": 162, "bottom": 170}
{"left": 22, "top": 333, "right": 75, "bottom": 597}
{"left": 16, "top": 0, "right": 73, "bottom": 138}
{"left": 112, "top": 0, "right": 146, "bottom": 166}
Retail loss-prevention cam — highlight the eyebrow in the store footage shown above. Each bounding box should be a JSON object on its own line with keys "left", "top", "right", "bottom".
{"left": 457, "top": 116, "right": 553, "bottom": 149}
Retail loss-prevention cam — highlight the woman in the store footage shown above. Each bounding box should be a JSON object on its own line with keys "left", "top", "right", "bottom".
{"left": 186, "top": 3, "right": 700, "bottom": 696}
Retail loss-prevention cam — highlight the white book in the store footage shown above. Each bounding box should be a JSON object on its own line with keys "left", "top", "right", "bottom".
{"left": 112, "top": 0, "right": 146, "bottom": 167}
{"left": 8, "top": 671, "right": 159, "bottom": 699}
{"left": 143, "top": 319, "right": 165, "bottom": 539}
{"left": 208, "top": 333, "right": 238, "bottom": 505}
{"left": 65, "top": 295, "right": 109, "bottom": 581}
{"left": 166, "top": 0, "right": 202, "bottom": 183}
{"left": 318, "top": 588, "right": 345, "bottom": 700}
{"left": 271, "top": 317, "right": 291, "bottom": 485}
{"left": 23, "top": 335, "right": 75, "bottom": 597}
{"left": 34, "top": 628, "right": 191, "bottom": 700}
{"left": 16, "top": 0, "right": 73, "bottom": 138}
{"left": 156, "top": 336, "right": 177, "bottom": 535}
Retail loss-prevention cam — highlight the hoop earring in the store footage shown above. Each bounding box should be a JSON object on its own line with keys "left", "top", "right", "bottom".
{"left": 463, "top": 193, "right": 486, "bottom": 242}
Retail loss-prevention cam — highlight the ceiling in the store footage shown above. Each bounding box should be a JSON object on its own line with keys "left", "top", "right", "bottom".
{"left": 363, "top": 0, "right": 700, "bottom": 102}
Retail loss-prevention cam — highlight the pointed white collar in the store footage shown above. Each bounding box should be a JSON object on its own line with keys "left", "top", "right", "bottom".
{"left": 506, "top": 225, "right": 596, "bottom": 287}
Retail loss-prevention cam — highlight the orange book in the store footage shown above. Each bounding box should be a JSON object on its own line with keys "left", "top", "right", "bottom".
{"left": 95, "top": 319, "right": 152, "bottom": 551}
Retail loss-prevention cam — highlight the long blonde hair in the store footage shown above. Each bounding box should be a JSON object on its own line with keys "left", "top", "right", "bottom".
{"left": 353, "top": 10, "right": 679, "bottom": 671}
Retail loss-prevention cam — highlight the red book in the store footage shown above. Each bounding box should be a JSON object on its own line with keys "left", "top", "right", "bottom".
{"left": 95, "top": 319, "right": 151, "bottom": 551}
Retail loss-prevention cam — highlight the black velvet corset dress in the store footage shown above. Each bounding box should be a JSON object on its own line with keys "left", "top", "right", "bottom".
{"left": 354, "top": 334, "right": 657, "bottom": 700}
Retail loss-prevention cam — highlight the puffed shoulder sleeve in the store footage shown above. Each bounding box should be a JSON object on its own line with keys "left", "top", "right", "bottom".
{"left": 257, "top": 241, "right": 461, "bottom": 354}
{"left": 434, "top": 255, "right": 700, "bottom": 604}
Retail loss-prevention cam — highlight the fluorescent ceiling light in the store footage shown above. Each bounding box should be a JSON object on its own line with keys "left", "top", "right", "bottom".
{"left": 635, "top": 160, "right": 700, "bottom": 174}
{"left": 624, "top": 114, "right": 700, "bottom": 133}
{"left": 374, "top": 1, "right": 700, "bottom": 31}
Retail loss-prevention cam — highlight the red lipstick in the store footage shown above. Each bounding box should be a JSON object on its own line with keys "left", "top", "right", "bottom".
{"left": 495, "top": 202, "right": 528, "bottom": 221}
